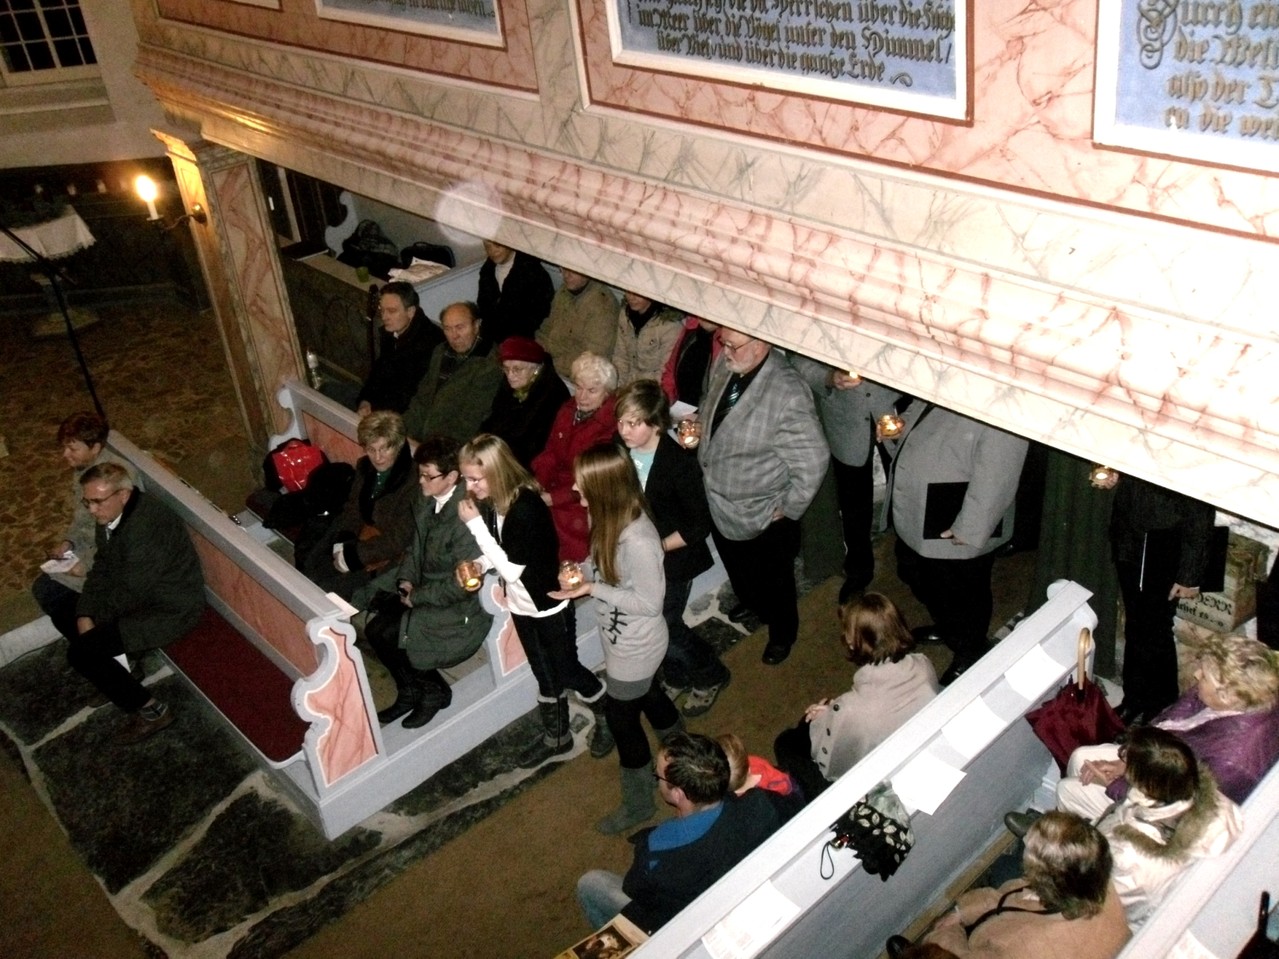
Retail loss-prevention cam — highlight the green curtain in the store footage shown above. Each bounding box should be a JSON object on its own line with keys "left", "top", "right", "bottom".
{"left": 1029, "top": 448, "right": 1120, "bottom": 678}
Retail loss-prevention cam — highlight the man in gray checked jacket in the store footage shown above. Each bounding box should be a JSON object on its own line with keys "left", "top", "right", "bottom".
{"left": 697, "top": 329, "right": 829, "bottom": 666}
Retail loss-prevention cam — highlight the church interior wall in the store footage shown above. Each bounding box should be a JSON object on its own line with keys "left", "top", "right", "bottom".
{"left": 121, "top": 0, "right": 1279, "bottom": 529}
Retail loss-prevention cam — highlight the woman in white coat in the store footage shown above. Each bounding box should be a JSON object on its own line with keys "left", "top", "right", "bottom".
{"left": 774, "top": 592, "right": 940, "bottom": 800}
{"left": 1096, "top": 726, "right": 1242, "bottom": 928}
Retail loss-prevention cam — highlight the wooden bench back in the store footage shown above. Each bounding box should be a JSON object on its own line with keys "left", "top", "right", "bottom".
{"left": 108, "top": 430, "right": 380, "bottom": 790}
{"left": 636, "top": 582, "right": 1099, "bottom": 959}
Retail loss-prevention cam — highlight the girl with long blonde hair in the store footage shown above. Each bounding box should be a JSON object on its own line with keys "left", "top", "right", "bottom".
{"left": 551, "top": 443, "right": 680, "bottom": 833}
{"left": 457, "top": 434, "right": 608, "bottom": 765}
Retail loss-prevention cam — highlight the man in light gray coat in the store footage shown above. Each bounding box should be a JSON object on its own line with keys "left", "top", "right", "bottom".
{"left": 791, "top": 356, "right": 902, "bottom": 605}
{"left": 887, "top": 401, "right": 1028, "bottom": 684}
{"left": 698, "top": 330, "right": 829, "bottom": 665}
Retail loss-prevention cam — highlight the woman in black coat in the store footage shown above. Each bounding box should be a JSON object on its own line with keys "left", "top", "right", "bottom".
{"left": 479, "top": 336, "right": 569, "bottom": 466}
{"left": 615, "top": 379, "right": 730, "bottom": 717}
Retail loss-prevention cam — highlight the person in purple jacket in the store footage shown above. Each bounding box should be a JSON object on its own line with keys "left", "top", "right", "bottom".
{"left": 1056, "top": 635, "right": 1279, "bottom": 816}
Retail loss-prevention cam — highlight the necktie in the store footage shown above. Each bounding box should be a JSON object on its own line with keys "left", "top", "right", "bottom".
{"left": 712, "top": 375, "right": 743, "bottom": 432}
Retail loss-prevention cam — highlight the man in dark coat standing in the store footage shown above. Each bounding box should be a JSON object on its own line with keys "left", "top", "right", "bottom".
{"left": 476, "top": 240, "right": 554, "bottom": 343}
{"left": 71, "top": 462, "right": 204, "bottom": 742}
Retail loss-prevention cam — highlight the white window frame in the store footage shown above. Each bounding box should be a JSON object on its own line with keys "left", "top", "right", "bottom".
{"left": 0, "top": 0, "right": 100, "bottom": 88}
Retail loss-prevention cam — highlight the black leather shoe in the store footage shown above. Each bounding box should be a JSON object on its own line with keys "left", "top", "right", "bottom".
{"left": 910, "top": 625, "right": 948, "bottom": 645}
{"left": 1115, "top": 701, "right": 1148, "bottom": 726}
{"left": 376, "top": 694, "right": 418, "bottom": 725}
{"left": 402, "top": 675, "right": 453, "bottom": 730}
{"left": 1003, "top": 809, "right": 1042, "bottom": 839}
{"left": 940, "top": 650, "right": 981, "bottom": 686}
{"left": 726, "top": 602, "right": 753, "bottom": 623}
{"left": 761, "top": 641, "right": 792, "bottom": 666}
{"left": 886, "top": 934, "right": 913, "bottom": 959}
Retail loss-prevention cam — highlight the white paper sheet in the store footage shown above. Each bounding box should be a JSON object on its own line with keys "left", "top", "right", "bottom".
{"left": 941, "top": 697, "right": 1006, "bottom": 760}
{"left": 891, "top": 751, "right": 966, "bottom": 815}
{"left": 1005, "top": 644, "right": 1064, "bottom": 700}
{"left": 702, "top": 881, "right": 802, "bottom": 959}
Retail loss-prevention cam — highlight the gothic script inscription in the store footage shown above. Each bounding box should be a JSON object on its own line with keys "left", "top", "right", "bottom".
{"left": 609, "top": 0, "right": 967, "bottom": 118}
{"left": 1095, "top": 0, "right": 1279, "bottom": 172}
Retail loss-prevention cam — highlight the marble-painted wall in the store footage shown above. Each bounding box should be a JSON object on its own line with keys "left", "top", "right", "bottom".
{"left": 126, "top": 0, "right": 1279, "bottom": 528}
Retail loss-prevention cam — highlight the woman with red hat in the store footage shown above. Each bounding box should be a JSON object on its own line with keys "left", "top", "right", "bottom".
{"left": 480, "top": 335, "right": 569, "bottom": 466}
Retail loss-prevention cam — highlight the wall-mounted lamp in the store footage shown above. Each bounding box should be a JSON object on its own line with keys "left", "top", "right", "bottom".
{"left": 134, "top": 174, "right": 207, "bottom": 230}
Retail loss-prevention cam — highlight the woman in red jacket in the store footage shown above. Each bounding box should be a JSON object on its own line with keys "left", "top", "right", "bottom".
{"left": 531, "top": 351, "right": 618, "bottom": 563}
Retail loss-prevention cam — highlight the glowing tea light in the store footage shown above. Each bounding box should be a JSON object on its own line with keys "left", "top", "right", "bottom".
{"left": 676, "top": 418, "right": 702, "bottom": 449}
{"left": 558, "top": 560, "right": 584, "bottom": 590}
{"left": 1089, "top": 465, "right": 1118, "bottom": 488}
{"left": 877, "top": 413, "right": 905, "bottom": 439}
{"left": 455, "top": 560, "right": 483, "bottom": 592}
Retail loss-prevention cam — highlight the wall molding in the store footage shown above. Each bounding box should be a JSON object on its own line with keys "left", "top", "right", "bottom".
{"left": 134, "top": 45, "right": 1279, "bottom": 527}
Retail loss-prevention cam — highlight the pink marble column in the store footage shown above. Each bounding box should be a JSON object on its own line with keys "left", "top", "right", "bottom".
{"left": 153, "top": 129, "right": 304, "bottom": 445}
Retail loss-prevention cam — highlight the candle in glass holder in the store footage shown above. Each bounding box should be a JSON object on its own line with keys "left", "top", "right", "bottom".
{"left": 676, "top": 418, "right": 703, "bottom": 449}
{"left": 558, "top": 560, "right": 584, "bottom": 590}
{"left": 877, "top": 413, "right": 905, "bottom": 439}
{"left": 456, "top": 559, "right": 483, "bottom": 592}
{"left": 1089, "top": 464, "right": 1118, "bottom": 488}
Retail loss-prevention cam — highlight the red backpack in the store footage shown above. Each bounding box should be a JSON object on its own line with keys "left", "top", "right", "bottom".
{"left": 264, "top": 438, "right": 327, "bottom": 494}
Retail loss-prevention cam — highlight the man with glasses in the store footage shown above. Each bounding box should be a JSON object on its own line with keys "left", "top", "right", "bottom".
{"left": 31, "top": 411, "right": 134, "bottom": 641}
{"left": 697, "top": 328, "right": 829, "bottom": 665}
{"left": 575, "top": 732, "right": 793, "bottom": 933}
{"left": 63, "top": 462, "right": 204, "bottom": 742}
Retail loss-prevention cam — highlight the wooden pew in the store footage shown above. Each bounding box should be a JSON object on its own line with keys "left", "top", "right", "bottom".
{"left": 111, "top": 417, "right": 582, "bottom": 839}
{"left": 626, "top": 581, "right": 1100, "bottom": 958}
{"left": 175, "top": 379, "right": 726, "bottom": 838}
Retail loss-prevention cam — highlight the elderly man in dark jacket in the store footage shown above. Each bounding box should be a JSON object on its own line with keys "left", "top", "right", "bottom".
{"left": 71, "top": 462, "right": 204, "bottom": 742}
{"left": 402, "top": 302, "right": 504, "bottom": 443}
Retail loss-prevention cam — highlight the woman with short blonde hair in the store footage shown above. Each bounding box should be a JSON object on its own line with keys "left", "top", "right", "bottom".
{"left": 918, "top": 812, "right": 1130, "bottom": 959}
{"left": 1056, "top": 634, "right": 1279, "bottom": 816}
{"left": 531, "top": 352, "right": 619, "bottom": 562}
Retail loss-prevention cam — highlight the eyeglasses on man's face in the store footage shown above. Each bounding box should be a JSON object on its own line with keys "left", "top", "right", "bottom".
{"left": 718, "top": 336, "right": 756, "bottom": 355}
{"left": 81, "top": 489, "right": 123, "bottom": 508}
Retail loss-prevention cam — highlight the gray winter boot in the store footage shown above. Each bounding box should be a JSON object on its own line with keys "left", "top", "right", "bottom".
{"left": 587, "top": 698, "right": 614, "bottom": 758}
{"left": 595, "top": 762, "right": 656, "bottom": 835}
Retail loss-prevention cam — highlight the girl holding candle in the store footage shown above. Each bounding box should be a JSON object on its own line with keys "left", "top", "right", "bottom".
{"left": 457, "top": 434, "right": 610, "bottom": 766}
{"left": 551, "top": 443, "right": 681, "bottom": 833}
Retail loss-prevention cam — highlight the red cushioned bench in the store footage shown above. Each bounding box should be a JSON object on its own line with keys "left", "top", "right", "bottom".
{"left": 167, "top": 607, "right": 309, "bottom": 764}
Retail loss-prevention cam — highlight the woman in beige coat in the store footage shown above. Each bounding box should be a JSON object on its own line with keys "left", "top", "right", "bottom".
{"left": 923, "top": 812, "right": 1130, "bottom": 959}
